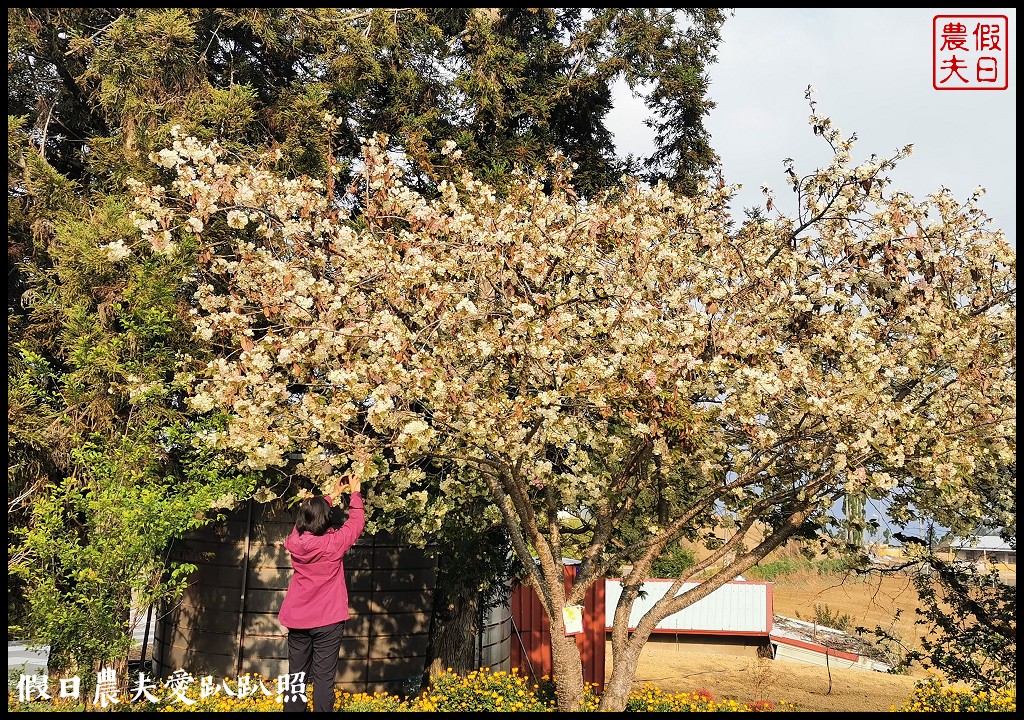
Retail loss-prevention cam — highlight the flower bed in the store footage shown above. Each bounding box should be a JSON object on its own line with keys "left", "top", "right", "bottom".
{"left": 7, "top": 667, "right": 1014, "bottom": 712}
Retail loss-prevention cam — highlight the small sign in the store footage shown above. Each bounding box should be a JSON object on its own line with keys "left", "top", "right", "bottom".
{"left": 933, "top": 15, "right": 1009, "bottom": 90}
{"left": 562, "top": 604, "right": 584, "bottom": 636}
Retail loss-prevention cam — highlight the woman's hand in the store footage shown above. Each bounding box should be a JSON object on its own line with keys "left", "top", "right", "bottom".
{"left": 332, "top": 474, "right": 361, "bottom": 497}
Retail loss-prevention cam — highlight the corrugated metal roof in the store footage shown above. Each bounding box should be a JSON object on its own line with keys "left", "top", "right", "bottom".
{"left": 605, "top": 579, "right": 772, "bottom": 634}
{"left": 950, "top": 535, "right": 1015, "bottom": 552}
{"left": 936, "top": 526, "right": 1015, "bottom": 552}
{"left": 770, "top": 614, "right": 893, "bottom": 671}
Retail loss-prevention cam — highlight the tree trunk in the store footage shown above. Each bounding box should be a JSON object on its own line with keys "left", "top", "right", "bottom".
{"left": 548, "top": 618, "right": 588, "bottom": 711}
{"left": 423, "top": 551, "right": 481, "bottom": 685}
{"left": 528, "top": 614, "right": 585, "bottom": 708}
{"left": 598, "top": 638, "right": 644, "bottom": 712}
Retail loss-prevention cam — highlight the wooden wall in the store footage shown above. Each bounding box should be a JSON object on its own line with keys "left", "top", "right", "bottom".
{"left": 154, "top": 499, "right": 437, "bottom": 696}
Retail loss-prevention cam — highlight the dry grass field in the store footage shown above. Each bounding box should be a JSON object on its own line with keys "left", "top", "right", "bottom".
{"left": 623, "top": 569, "right": 937, "bottom": 712}
{"left": 626, "top": 640, "right": 923, "bottom": 712}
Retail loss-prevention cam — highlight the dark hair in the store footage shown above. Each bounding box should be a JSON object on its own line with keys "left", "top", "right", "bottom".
{"left": 295, "top": 496, "right": 332, "bottom": 536}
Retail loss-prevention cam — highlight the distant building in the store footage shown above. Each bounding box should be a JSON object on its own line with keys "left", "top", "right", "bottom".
{"left": 937, "top": 528, "right": 1016, "bottom": 566}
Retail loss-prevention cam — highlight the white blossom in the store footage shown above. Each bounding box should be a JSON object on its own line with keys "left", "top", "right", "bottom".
{"left": 101, "top": 240, "right": 132, "bottom": 262}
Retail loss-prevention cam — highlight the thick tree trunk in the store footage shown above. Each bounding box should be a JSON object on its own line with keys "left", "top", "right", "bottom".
{"left": 423, "top": 552, "right": 481, "bottom": 685}
{"left": 548, "top": 619, "right": 588, "bottom": 711}
{"left": 598, "top": 639, "right": 643, "bottom": 712}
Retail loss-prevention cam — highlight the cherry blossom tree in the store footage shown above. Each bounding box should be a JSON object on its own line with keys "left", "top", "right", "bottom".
{"left": 9, "top": 10, "right": 728, "bottom": 668}
{"left": 125, "top": 102, "right": 1015, "bottom": 710}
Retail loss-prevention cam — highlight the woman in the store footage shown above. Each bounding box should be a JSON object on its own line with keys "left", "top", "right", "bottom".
{"left": 278, "top": 475, "right": 364, "bottom": 712}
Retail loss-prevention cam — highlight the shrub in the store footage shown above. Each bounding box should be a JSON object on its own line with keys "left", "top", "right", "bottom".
{"left": 747, "top": 555, "right": 860, "bottom": 581}
{"left": 746, "top": 558, "right": 805, "bottom": 581}
{"left": 651, "top": 545, "right": 696, "bottom": 579}
{"left": 336, "top": 690, "right": 412, "bottom": 712}
{"left": 408, "top": 668, "right": 555, "bottom": 712}
{"left": 795, "top": 604, "right": 853, "bottom": 631}
{"left": 622, "top": 685, "right": 794, "bottom": 712}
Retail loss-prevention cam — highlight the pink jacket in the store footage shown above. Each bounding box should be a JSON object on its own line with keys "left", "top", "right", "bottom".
{"left": 278, "top": 492, "right": 365, "bottom": 630}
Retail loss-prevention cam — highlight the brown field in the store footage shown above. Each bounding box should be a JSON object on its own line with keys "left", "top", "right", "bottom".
{"left": 623, "top": 569, "right": 937, "bottom": 712}
{"left": 769, "top": 566, "right": 929, "bottom": 652}
{"left": 625, "top": 640, "right": 923, "bottom": 712}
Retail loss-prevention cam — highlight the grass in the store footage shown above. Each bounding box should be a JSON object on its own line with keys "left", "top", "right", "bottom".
{"left": 745, "top": 555, "right": 857, "bottom": 581}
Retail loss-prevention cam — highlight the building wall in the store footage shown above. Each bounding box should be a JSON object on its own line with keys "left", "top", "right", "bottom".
{"left": 605, "top": 578, "right": 772, "bottom": 634}
{"left": 772, "top": 640, "right": 890, "bottom": 672}
{"left": 955, "top": 549, "right": 1016, "bottom": 565}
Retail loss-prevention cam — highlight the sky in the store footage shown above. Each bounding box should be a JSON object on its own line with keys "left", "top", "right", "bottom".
{"left": 607, "top": 8, "right": 1017, "bottom": 244}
